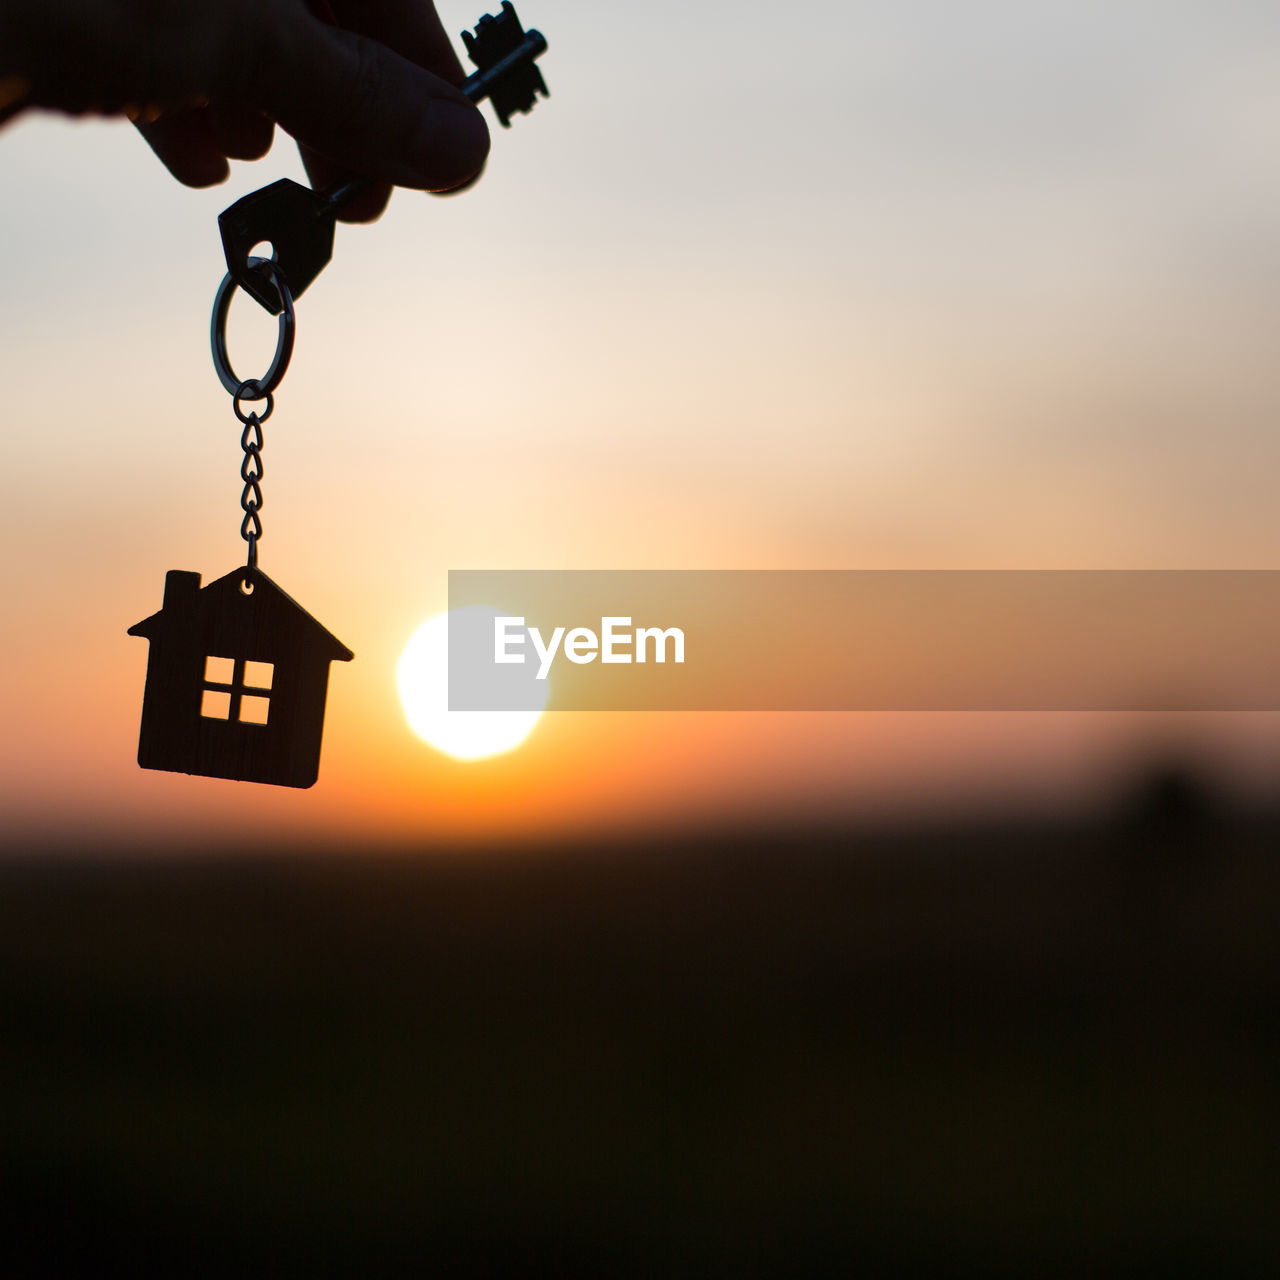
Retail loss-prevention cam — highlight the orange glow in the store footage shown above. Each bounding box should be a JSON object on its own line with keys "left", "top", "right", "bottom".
{"left": 6, "top": 15, "right": 1280, "bottom": 852}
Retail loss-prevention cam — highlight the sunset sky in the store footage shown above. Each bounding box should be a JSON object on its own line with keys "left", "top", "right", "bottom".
{"left": 3, "top": 0, "right": 1280, "bottom": 850}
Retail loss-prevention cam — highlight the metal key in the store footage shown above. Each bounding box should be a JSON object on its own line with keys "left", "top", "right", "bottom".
{"left": 219, "top": 1, "right": 548, "bottom": 314}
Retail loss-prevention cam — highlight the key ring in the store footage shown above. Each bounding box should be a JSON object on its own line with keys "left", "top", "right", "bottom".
{"left": 210, "top": 257, "right": 295, "bottom": 398}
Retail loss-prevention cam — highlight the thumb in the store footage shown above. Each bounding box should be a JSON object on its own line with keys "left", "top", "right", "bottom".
{"left": 255, "top": 13, "right": 489, "bottom": 191}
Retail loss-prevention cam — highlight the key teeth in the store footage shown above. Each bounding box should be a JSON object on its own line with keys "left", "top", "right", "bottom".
{"left": 463, "top": 1, "right": 526, "bottom": 72}
{"left": 490, "top": 68, "right": 548, "bottom": 128}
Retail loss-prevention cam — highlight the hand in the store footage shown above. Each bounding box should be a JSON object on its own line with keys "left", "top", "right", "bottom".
{"left": 0, "top": 0, "right": 490, "bottom": 220}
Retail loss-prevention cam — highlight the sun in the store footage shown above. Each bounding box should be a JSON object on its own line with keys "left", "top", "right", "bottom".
{"left": 397, "top": 608, "right": 546, "bottom": 760}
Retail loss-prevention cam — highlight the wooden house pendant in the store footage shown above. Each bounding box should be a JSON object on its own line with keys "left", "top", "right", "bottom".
{"left": 129, "top": 566, "right": 353, "bottom": 789}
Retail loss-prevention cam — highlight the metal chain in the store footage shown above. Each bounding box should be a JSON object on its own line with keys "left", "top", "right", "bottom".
{"left": 212, "top": 254, "right": 293, "bottom": 573}
{"left": 233, "top": 379, "right": 273, "bottom": 571}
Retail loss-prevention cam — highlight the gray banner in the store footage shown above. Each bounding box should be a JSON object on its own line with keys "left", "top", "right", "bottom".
{"left": 447, "top": 571, "right": 1280, "bottom": 711}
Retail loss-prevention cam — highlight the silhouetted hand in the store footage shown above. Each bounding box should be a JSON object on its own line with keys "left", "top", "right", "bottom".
{"left": 0, "top": 0, "right": 490, "bottom": 220}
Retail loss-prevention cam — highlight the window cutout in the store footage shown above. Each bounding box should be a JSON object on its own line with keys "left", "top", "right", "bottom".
{"left": 240, "top": 695, "right": 270, "bottom": 725}
{"left": 205, "top": 656, "right": 235, "bottom": 684}
{"left": 244, "top": 661, "right": 274, "bottom": 690}
{"left": 201, "top": 689, "right": 231, "bottom": 720}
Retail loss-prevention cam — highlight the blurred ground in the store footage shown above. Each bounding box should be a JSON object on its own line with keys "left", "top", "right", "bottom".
{"left": 2, "top": 790, "right": 1278, "bottom": 1275}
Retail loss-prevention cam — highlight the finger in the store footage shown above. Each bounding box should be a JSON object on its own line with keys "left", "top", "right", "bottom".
{"left": 134, "top": 108, "right": 230, "bottom": 188}
{"left": 296, "top": 1, "right": 478, "bottom": 215}
{"left": 209, "top": 104, "right": 275, "bottom": 161}
{"left": 258, "top": 16, "right": 489, "bottom": 192}
{"left": 326, "top": 0, "right": 482, "bottom": 200}
{"left": 326, "top": 0, "right": 468, "bottom": 85}
{"left": 332, "top": 2, "right": 490, "bottom": 199}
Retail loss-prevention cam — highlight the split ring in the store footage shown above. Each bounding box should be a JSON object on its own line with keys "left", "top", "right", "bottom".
{"left": 211, "top": 257, "right": 295, "bottom": 399}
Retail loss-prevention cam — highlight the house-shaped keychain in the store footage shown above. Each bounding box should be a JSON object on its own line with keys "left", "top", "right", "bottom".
{"left": 129, "top": 567, "right": 353, "bottom": 788}
{"left": 124, "top": 2, "right": 549, "bottom": 791}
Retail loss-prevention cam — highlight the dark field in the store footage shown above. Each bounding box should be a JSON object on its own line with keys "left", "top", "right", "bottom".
{"left": 2, "top": 796, "right": 1278, "bottom": 1275}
